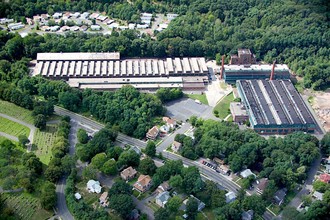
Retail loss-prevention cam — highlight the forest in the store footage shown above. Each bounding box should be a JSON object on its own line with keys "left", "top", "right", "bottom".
{"left": 0, "top": 0, "right": 329, "bottom": 89}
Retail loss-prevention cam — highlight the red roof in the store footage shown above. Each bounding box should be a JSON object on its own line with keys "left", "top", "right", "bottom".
{"left": 319, "top": 174, "right": 330, "bottom": 183}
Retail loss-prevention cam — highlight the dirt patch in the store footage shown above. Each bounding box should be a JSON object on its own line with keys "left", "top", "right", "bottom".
{"left": 307, "top": 89, "right": 330, "bottom": 132}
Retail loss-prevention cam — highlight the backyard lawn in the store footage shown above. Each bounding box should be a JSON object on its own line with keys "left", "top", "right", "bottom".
{"left": 0, "top": 116, "right": 30, "bottom": 137}
{"left": 0, "top": 100, "right": 34, "bottom": 124}
{"left": 0, "top": 192, "right": 53, "bottom": 220}
{"left": 33, "top": 124, "right": 59, "bottom": 165}
{"left": 213, "top": 92, "right": 234, "bottom": 119}
{"left": 187, "top": 94, "right": 209, "bottom": 105}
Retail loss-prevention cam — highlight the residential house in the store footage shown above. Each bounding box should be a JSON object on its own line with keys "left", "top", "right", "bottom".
{"left": 8, "top": 22, "right": 25, "bottom": 30}
{"left": 129, "top": 209, "right": 140, "bottom": 220}
{"left": 91, "top": 25, "right": 101, "bottom": 31}
{"left": 62, "top": 12, "right": 71, "bottom": 20}
{"left": 273, "top": 188, "right": 287, "bottom": 205}
{"left": 133, "top": 175, "right": 152, "bottom": 193}
{"left": 0, "top": 18, "right": 14, "bottom": 24}
{"left": 141, "top": 13, "right": 153, "bottom": 18}
{"left": 60, "top": 26, "right": 70, "bottom": 32}
{"left": 159, "top": 124, "right": 170, "bottom": 134}
{"left": 26, "top": 18, "right": 33, "bottom": 25}
{"left": 156, "top": 191, "right": 171, "bottom": 208}
{"left": 87, "top": 179, "right": 102, "bottom": 193}
{"left": 105, "top": 19, "right": 114, "bottom": 25}
{"left": 136, "top": 24, "right": 149, "bottom": 29}
{"left": 71, "top": 12, "right": 80, "bottom": 18}
{"left": 80, "top": 25, "right": 88, "bottom": 31}
{"left": 52, "top": 12, "right": 62, "bottom": 19}
{"left": 81, "top": 12, "right": 90, "bottom": 19}
{"left": 41, "top": 14, "right": 50, "bottom": 20}
{"left": 130, "top": 146, "right": 141, "bottom": 155}
{"left": 242, "top": 210, "right": 254, "bottom": 220}
{"left": 326, "top": 164, "right": 330, "bottom": 174}
{"left": 226, "top": 191, "right": 236, "bottom": 203}
{"left": 257, "top": 178, "right": 269, "bottom": 194}
{"left": 70, "top": 26, "right": 80, "bottom": 31}
{"left": 219, "top": 164, "right": 230, "bottom": 175}
{"left": 167, "top": 13, "right": 178, "bottom": 21}
{"left": 319, "top": 173, "right": 330, "bottom": 183}
{"left": 108, "top": 22, "right": 119, "bottom": 29}
{"left": 146, "top": 126, "right": 159, "bottom": 140}
{"left": 172, "top": 141, "right": 182, "bottom": 153}
{"left": 74, "top": 192, "right": 82, "bottom": 200}
{"left": 128, "top": 23, "right": 136, "bottom": 29}
{"left": 163, "top": 117, "right": 176, "bottom": 129}
{"left": 182, "top": 196, "right": 205, "bottom": 211}
{"left": 121, "top": 166, "right": 137, "bottom": 181}
{"left": 49, "top": 25, "right": 60, "bottom": 32}
{"left": 313, "top": 191, "right": 323, "bottom": 201}
{"left": 99, "top": 191, "right": 109, "bottom": 207}
{"left": 97, "top": 15, "right": 108, "bottom": 22}
{"left": 119, "top": 26, "right": 129, "bottom": 30}
{"left": 89, "top": 13, "right": 100, "bottom": 20}
{"left": 157, "top": 181, "right": 171, "bottom": 194}
{"left": 240, "top": 169, "right": 256, "bottom": 179}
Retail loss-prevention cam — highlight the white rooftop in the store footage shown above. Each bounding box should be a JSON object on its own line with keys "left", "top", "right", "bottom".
{"left": 37, "top": 52, "right": 120, "bottom": 61}
{"left": 240, "top": 169, "right": 255, "bottom": 178}
{"left": 224, "top": 64, "right": 289, "bottom": 71}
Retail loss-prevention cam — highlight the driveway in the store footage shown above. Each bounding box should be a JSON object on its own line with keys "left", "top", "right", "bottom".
{"left": 132, "top": 196, "right": 155, "bottom": 220}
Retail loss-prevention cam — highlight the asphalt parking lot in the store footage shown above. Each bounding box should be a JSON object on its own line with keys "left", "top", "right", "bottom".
{"left": 165, "top": 98, "right": 218, "bottom": 121}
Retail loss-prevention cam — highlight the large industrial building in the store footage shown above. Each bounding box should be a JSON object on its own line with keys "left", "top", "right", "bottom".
{"left": 223, "top": 64, "right": 291, "bottom": 84}
{"left": 237, "top": 79, "right": 317, "bottom": 134}
{"left": 33, "top": 52, "right": 209, "bottom": 91}
{"left": 220, "top": 49, "right": 291, "bottom": 83}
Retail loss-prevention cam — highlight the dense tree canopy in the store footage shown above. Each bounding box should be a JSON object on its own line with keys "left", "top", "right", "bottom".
{"left": 193, "top": 120, "right": 319, "bottom": 190}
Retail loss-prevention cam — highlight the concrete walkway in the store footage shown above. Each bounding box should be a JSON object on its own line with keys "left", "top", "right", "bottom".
{"left": 0, "top": 113, "right": 36, "bottom": 144}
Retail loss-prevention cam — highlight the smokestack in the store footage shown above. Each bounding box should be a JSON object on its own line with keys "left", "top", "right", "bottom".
{"left": 220, "top": 55, "right": 225, "bottom": 79}
{"left": 270, "top": 60, "right": 276, "bottom": 80}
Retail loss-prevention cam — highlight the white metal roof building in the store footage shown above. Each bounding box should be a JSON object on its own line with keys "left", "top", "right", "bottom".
{"left": 33, "top": 52, "right": 209, "bottom": 91}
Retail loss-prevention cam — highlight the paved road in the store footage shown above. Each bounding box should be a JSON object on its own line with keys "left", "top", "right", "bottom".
{"left": 54, "top": 106, "right": 275, "bottom": 219}
{"left": 156, "top": 123, "right": 191, "bottom": 152}
{"left": 0, "top": 131, "right": 18, "bottom": 142}
{"left": 54, "top": 120, "right": 78, "bottom": 220}
{"left": 54, "top": 106, "right": 147, "bottom": 149}
{"left": 0, "top": 113, "right": 36, "bottom": 144}
{"left": 288, "top": 155, "right": 322, "bottom": 208}
{"left": 132, "top": 196, "right": 155, "bottom": 220}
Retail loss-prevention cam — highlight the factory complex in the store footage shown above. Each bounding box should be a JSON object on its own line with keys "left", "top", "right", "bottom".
{"left": 33, "top": 52, "right": 209, "bottom": 91}
{"left": 236, "top": 79, "right": 317, "bottom": 134}
{"left": 220, "top": 49, "right": 291, "bottom": 83}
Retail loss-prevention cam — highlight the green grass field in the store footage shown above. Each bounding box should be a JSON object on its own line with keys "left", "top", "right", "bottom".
{"left": 187, "top": 94, "right": 209, "bottom": 105}
{"left": 0, "top": 100, "right": 34, "bottom": 124}
{"left": 213, "top": 92, "right": 234, "bottom": 119}
{"left": 0, "top": 192, "right": 53, "bottom": 220}
{"left": 33, "top": 124, "right": 59, "bottom": 165}
{"left": 0, "top": 136, "right": 17, "bottom": 144}
{"left": 0, "top": 116, "right": 30, "bottom": 137}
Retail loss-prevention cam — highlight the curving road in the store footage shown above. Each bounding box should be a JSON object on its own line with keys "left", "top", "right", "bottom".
{"left": 54, "top": 120, "right": 78, "bottom": 220}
